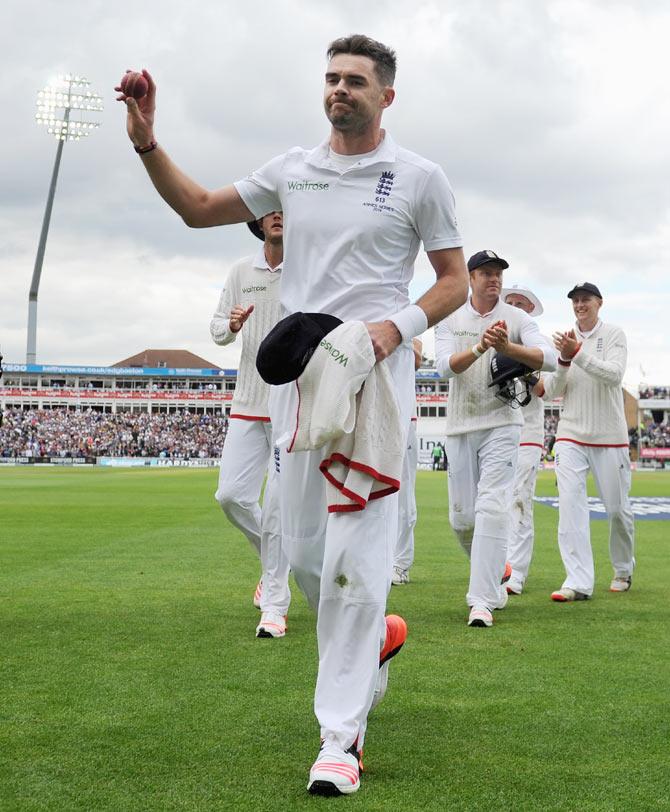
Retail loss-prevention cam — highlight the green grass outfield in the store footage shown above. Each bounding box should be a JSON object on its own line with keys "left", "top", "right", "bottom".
{"left": 1, "top": 467, "right": 668, "bottom": 812}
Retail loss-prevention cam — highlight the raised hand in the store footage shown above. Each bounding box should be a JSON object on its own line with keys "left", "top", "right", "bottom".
{"left": 482, "top": 319, "right": 509, "bottom": 352}
{"left": 552, "top": 329, "right": 580, "bottom": 359}
{"left": 229, "top": 304, "right": 255, "bottom": 333}
{"left": 115, "top": 69, "right": 156, "bottom": 148}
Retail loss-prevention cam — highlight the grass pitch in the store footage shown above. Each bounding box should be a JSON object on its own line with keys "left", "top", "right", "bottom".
{"left": 1, "top": 467, "right": 668, "bottom": 811}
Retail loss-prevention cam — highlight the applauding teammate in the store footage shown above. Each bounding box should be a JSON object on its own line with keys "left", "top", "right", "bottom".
{"left": 541, "top": 283, "right": 635, "bottom": 602}
{"left": 436, "top": 251, "right": 556, "bottom": 627}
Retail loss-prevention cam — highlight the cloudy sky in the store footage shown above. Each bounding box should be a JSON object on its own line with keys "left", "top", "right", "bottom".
{"left": 2, "top": 0, "right": 668, "bottom": 389}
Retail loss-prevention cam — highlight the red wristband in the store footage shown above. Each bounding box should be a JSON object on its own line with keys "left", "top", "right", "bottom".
{"left": 559, "top": 341, "right": 583, "bottom": 366}
{"left": 134, "top": 141, "right": 157, "bottom": 155}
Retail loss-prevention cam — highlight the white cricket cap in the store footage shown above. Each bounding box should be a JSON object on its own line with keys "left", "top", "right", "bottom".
{"left": 502, "top": 284, "right": 544, "bottom": 316}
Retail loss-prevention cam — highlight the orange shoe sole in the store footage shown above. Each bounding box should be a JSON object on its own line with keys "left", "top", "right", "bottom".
{"left": 379, "top": 615, "right": 407, "bottom": 666}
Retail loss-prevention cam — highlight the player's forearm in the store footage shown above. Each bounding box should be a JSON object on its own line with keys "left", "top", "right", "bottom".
{"left": 210, "top": 318, "right": 236, "bottom": 346}
{"left": 139, "top": 148, "right": 250, "bottom": 228}
{"left": 445, "top": 347, "right": 485, "bottom": 376}
{"left": 434, "top": 324, "right": 482, "bottom": 378}
{"left": 503, "top": 343, "right": 546, "bottom": 371}
{"left": 418, "top": 252, "right": 469, "bottom": 327}
{"left": 541, "top": 368, "right": 567, "bottom": 400}
{"left": 138, "top": 147, "right": 212, "bottom": 224}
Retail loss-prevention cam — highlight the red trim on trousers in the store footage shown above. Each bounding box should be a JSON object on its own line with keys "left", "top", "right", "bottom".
{"left": 555, "top": 437, "right": 628, "bottom": 448}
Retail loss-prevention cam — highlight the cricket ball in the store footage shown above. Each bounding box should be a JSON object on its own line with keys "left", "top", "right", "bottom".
{"left": 120, "top": 71, "right": 148, "bottom": 100}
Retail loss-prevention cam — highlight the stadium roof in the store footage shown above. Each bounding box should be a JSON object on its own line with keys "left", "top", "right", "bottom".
{"left": 113, "top": 350, "right": 221, "bottom": 370}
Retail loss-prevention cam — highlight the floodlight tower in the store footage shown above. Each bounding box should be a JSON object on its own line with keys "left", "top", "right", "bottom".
{"left": 27, "top": 74, "right": 103, "bottom": 364}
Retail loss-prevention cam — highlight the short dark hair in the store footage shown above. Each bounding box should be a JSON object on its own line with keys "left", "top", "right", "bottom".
{"left": 326, "top": 34, "right": 396, "bottom": 87}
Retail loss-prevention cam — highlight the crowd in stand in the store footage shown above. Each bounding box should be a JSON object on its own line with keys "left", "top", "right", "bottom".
{"left": 0, "top": 409, "right": 227, "bottom": 459}
{"left": 0, "top": 407, "right": 666, "bottom": 459}
{"left": 639, "top": 385, "right": 670, "bottom": 399}
{"left": 637, "top": 422, "right": 670, "bottom": 448}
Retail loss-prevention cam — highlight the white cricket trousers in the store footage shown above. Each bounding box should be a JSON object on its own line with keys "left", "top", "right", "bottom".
{"left": 445, "top": 425, "right": 521, "bottom": 611}
{"left": 277, "top": 346, "right": 414, "bottom": 751}
{"left": 555, "top": 441, "right": 635, "bottom": 595}
{"left": 215, "top": 417, "right": 290, "bottom": 614}
{"left": 394, "top": 420, "right": 418, "bottom": 571}
{"left": 507, "top": 444, "right": 543, "bottom": 587}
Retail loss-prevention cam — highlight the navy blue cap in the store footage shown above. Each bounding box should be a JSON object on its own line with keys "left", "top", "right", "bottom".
{"left": 567, "top": 282, "right": 602, "bottom": 299}
{"left": 467, "top": 250, "right": 509, "bottom": 272}
{"left": 256, "top": 312, "right": 342, "bottom": 385}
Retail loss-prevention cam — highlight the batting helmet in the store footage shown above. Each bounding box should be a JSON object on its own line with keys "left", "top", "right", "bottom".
{"left": 488, "top": 352, "right": 538, "bottom": 409}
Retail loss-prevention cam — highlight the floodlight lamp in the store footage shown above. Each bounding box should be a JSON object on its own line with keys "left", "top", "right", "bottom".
{"left": 35, "top": 73, "right": 102, "bottom": 142}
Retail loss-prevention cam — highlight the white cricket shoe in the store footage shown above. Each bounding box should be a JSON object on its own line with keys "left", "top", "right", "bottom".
{"left": 550, "top": 587, "right": 589, "bottom": 602}
{"left": 253, "top": 579, "right": 263, "bottom": 609}
{"left": 255, "top": 611, "right": 286, "bottom": 638}
{"left": 391, "top": 566, "right": 410, "bottom": 585}
{"left": 468, "top": 606, "right": 493, "bottom": 627}
{"left": 609, "top": 576, "right": 632, "bottom": 592}
{"left": 506, "top": 577, "right": 524, "bottom": 595}
{"left": 494, "top": 584, "right": 509, "bottom": 610}
{"left": 308, "top": 741, "right": 361, "bottom": 796}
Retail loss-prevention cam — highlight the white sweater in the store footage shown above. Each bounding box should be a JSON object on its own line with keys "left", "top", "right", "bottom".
{"left": 542, "top": 320, "right": 628, "bottom": 446}
{"left": 210, "top": 248, "right": 283, "bottom": 420}
{"left": 435, "top": 298, "right": 557, "bottom": 437}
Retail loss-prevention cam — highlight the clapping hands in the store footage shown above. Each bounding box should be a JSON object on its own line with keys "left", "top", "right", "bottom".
{"left": 481, "top": 319, "right": 509, "bottom": 352}
{"left": 552, "top": 329, "right": 580, "bottom": 360}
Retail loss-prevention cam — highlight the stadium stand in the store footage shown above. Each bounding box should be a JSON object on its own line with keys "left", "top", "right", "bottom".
{"left": 1, "top": 350, "right": 666, "bottom": 466}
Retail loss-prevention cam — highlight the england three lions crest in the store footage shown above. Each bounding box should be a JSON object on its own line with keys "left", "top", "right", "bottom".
{"left": 363, "top": 170, "right": 396, "bottom": 214}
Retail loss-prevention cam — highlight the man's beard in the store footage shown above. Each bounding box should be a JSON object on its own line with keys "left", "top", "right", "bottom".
{"left": 326, "top": 99, "right": 372, "bottom": 135}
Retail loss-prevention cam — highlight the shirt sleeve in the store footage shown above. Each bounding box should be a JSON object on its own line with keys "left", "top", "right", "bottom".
{"left": 209, "top": 267, "right": 238, "bottom": 347}
{"left": 541, "top": 367, "right": 568, "bottom": 400}
{"left": 233, "top": 153, "right": 285, "bottom": 220}
{"left": 414, "top": 166, "right": 463, "bottom": 252}
{"left": 519, "top": 318, "right": 558, "bottom": 372}
{"left": 572, "top": 327, "right": 627, "bottom": 386}
{"left": 434, "top": 319, "right": 457, "bottom": 378}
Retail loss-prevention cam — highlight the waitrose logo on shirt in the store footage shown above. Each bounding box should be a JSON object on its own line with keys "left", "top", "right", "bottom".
{"left": 287, "top": 180, "right": 329, "bottom": 191}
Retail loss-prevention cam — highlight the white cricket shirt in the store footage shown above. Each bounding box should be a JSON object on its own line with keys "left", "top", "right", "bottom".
{"left": 435, "top": 298, "right": 557, "bottom": 436}
{"left": 210, "top": 247, "right": 283, "bottom": 420}
{"left": 542, "top": 320, "right": 629, "bottom": 446}
{"left": 234, "top": 132, "right": 462, "bottom": 323}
